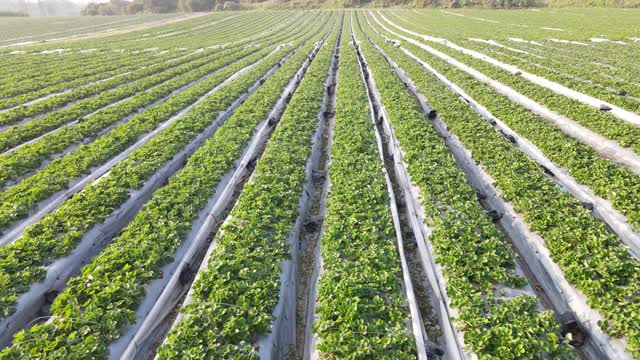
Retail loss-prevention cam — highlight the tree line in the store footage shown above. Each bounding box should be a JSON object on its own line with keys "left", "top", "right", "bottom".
{"left": 80, "top": 0, "right": 637, "bottom": 15}
{"left": 81, "top": 0, "right": 239, "bottom": 15}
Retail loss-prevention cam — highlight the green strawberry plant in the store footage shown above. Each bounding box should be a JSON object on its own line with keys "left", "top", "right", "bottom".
{"left": 0, "top": 14, "right": 334, "bottom": 359}
{"left": 364, "top": 12, "right": 640, "bottom": 358}
{"left": 356, "top": 12, "right": 575, "bottom": 359}
{"left": 159, "top": 16, "right": 341, "bottom": 358}
{"left": 312, "top": 18, "right": 416, "bottom": 360}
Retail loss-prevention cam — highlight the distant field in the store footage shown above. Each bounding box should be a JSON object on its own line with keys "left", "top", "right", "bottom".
{"left": 0, "top": 8, "right": 639, "bottom": 360}
{"left": 399, "top": 7, "right": 640, "bottom": 40}
{"left": 0, "top": 14, "right": 183, "bottom": 45}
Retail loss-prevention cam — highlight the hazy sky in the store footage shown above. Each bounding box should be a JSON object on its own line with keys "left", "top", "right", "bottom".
{"left": 67, "top": 0, "right": 110, "bottom": 3}
{"left": 65, "top": 0, "right": 108, "bottom": 3}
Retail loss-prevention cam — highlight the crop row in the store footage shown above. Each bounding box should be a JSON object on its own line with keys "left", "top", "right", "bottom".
{"left": 391, "top": 35, "right": 640, "bottom": 233}
{"left": 85, "top": 12, "right": 239, "bottom": 49}
{"left": 121, "top": 12, "right": 268, "bottom": 51}
{"left": 463, "top": 41, "right": 640, "bottom": 110}
{"left": 0, "top": 42, "right": 184, "bottom": 87}
{"left": 0, "top": 42, "right": 295, "bottom": 231}
{"left": 369, "top": 13, "right": 640, "bottom": 229}
{"left": 124, "top": 12, "right": 292, "bottom": 50}
{"left": 0, "top": 53, "right": 153, "bottom": 97}
{"left": 373, "top": 14, "right": 640, "bottom": 235}
{"left": 0, "top": 15, "right": 315, "bottom": 191}
{"left": 97, "top": 12, "right": 244, "bottom": 50}
{"left": 0, "top": 13, "right": 334, "bottom": 360}
{"left": 383, "top": 9, "right": 640, "bottom": 77}
{"left": 463, "top": 40, "right": 640, "bottom": 114}
{"left": 409, "top": 36, "right": 640, "bottom": 157}
{"left": 0, "top": 12, "right": 289, "bottom": 110}
{"left": 0, "top": 14, "right": 251, "bottom": 93}
{"left": 489, "top": 39, "right": 640, "bottom": 90}
{"left": 385, "top": 10, "right": 640, "bottom": 109}
{"left": 0, "top": 47, "right": 225, "bottom": 133}
{"left": 364, "top": 11, "right": 640, "bottom": 358}
{"left": 376, "top": 13, "right": 640, "bottom": 139}
{"left": 87, "top": 13, "right": 255, "bottom": 54}
{"left": 0, "top": 14, "right": 328, "bottom": 322}
{"left": 0, "top": 50, "right": 181, "bottom": 108}
{"left": 310, "top": 18, "right": 416, "bottom": 359}
{"left": 0, "top": 49, "right": 151, "bottom": 94}
{"left": 0, "top": 47, "right": 254, "bottom": 218}
{"left": 0, "top": 51, "right": 150, "bottom": 101}
{"left": 354, "top": 13, "right": 573, "bottom": 359}
{"left": 0, "top": 13, "right": 296, "bottom": 128}
{"left": 158, "top": 16, "right": 341, "bottom": 359}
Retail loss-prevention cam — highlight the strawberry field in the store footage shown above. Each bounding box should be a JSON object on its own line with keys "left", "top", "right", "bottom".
{"left": 0, "top": 8, "right": 639, "bottom": 360}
